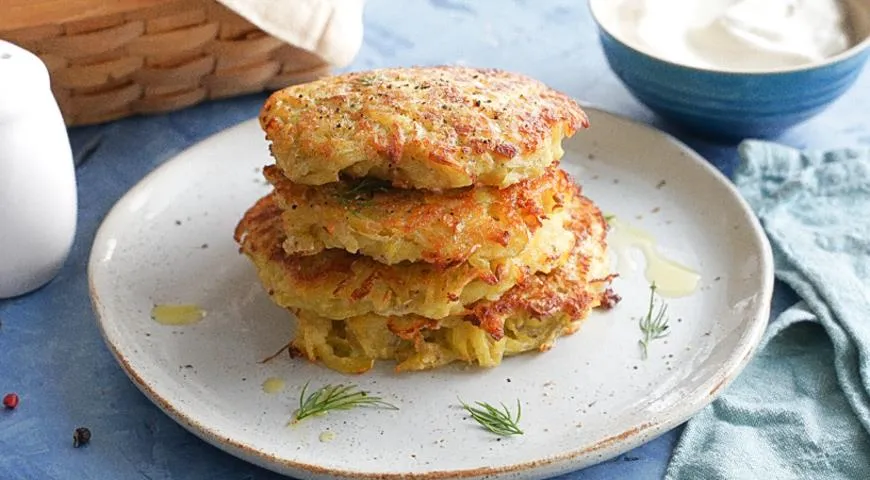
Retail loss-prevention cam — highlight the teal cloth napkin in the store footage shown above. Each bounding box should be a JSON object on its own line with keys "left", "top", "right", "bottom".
{"left": 666, "top": 141, "right": 870, "bottom": 479}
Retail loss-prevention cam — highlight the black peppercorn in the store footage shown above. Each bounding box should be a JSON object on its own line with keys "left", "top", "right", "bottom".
{"left": 73, "top": 427, "right": 91, "bottom": 448}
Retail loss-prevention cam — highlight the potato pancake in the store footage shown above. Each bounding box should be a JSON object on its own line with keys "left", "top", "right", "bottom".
{"left": 287, "top": 194, "right": 613, "bottom": 373}
{"left": 234, "top": 191, "right": 579, "bottom": 320}
{"left": 259, "top": 66, "right": 588, "bottom": 190}
{"left": 267, "top": 165, "right": 576, "bottom": 269}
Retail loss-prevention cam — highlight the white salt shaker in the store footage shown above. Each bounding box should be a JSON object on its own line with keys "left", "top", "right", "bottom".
{"left": 0, "top": 40, "right": 77, "bottom": 298}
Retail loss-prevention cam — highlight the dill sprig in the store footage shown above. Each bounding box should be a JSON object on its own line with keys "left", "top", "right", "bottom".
{"left": 291, "top": 382, "right": 398, "bottom": 423}
{"left": 639, "top": 283, "right": 670, "bottom": 360}
{"left": 459, "top": 398, "right": 524, "bottom": 436}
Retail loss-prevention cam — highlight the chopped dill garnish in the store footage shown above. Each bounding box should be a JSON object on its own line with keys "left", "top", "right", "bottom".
{"left": 639, "top": 283, "right": 670, "bottom": 360}
{"left": 336, "top": 177, "right": 391, "bottom": 207}
{"left": 357, "top": 74, "right": 383, "bottom": 86}
{"left": 459, "top": 398, "right": 524, "bottom": 437}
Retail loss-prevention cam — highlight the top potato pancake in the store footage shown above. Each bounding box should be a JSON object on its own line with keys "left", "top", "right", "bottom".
{"left": 259, "top": 66, "right": 588, "bottom": 190}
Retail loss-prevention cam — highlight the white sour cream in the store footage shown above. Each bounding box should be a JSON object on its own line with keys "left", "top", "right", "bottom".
{"left": 605, "top": 0, "right": 853, "bottom": 71}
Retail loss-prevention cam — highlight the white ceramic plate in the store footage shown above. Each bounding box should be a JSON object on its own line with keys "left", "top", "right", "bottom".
{"left": 89, "top": 108, "right": 773, "bottom": 480}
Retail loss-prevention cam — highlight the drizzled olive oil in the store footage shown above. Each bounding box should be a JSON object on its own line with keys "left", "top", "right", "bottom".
{"left": 262, "top": 377, "right": 286, "bottom": 394}
{"left": 150, "top": 304, "right": 206, "bottom": 326}
{"left": 609, "top": 218, "right": 700, "bottom": 297}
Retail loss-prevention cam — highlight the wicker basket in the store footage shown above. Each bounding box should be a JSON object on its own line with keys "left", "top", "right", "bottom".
{"left": 1, "top": 0, "right": 330, "bottom": 126}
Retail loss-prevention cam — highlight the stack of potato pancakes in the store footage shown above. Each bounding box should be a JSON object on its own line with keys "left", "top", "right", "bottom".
{"left": 234, "top": 66, "right": 616, "bottom": 374}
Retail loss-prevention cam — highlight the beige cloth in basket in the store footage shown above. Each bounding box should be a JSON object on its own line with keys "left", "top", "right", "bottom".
{"left": 216, "top": 0, "right": 364, "bottom": 67}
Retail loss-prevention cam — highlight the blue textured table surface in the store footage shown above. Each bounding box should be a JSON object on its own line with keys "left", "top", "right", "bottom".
{"left": 2, "top": 1, "right": 868, "bottom": 479}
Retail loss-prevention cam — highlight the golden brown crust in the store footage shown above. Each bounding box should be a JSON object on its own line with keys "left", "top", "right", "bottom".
{"left": 267, "top": 165, "right": 575, "bottom": 269}
{"left": 259, "top": 66, "right": 589, "bottom": 190}
{"left": 467, "top": 194, "right": 612, "bottom": 339}
{"left": 288, "top": 196, "right": 613, "bottom": 373}
{"left": 234, "top": 191, "right": 579, "bottom": 320}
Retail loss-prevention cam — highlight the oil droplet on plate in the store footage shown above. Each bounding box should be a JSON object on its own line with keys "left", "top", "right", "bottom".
{"left": 608, "top": 218, "right": 701, "bottom": 297}
{"left": 262, "top": 377, "right": 286, "bottom": 394}
{"left": 319, "top": 431, "right": 336, "bottom": 443}
{"left": 151, "top": 304, "right": 206, "bottom": 326}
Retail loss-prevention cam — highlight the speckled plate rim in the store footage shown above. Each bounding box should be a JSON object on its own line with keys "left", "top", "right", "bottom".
{"left": 88, "top": 107, "right": 774, "bottom": 480}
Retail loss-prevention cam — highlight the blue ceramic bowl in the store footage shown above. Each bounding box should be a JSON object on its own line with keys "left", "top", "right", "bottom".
{"left": 589, "top": 0, "right": 870, "bottom": 139}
